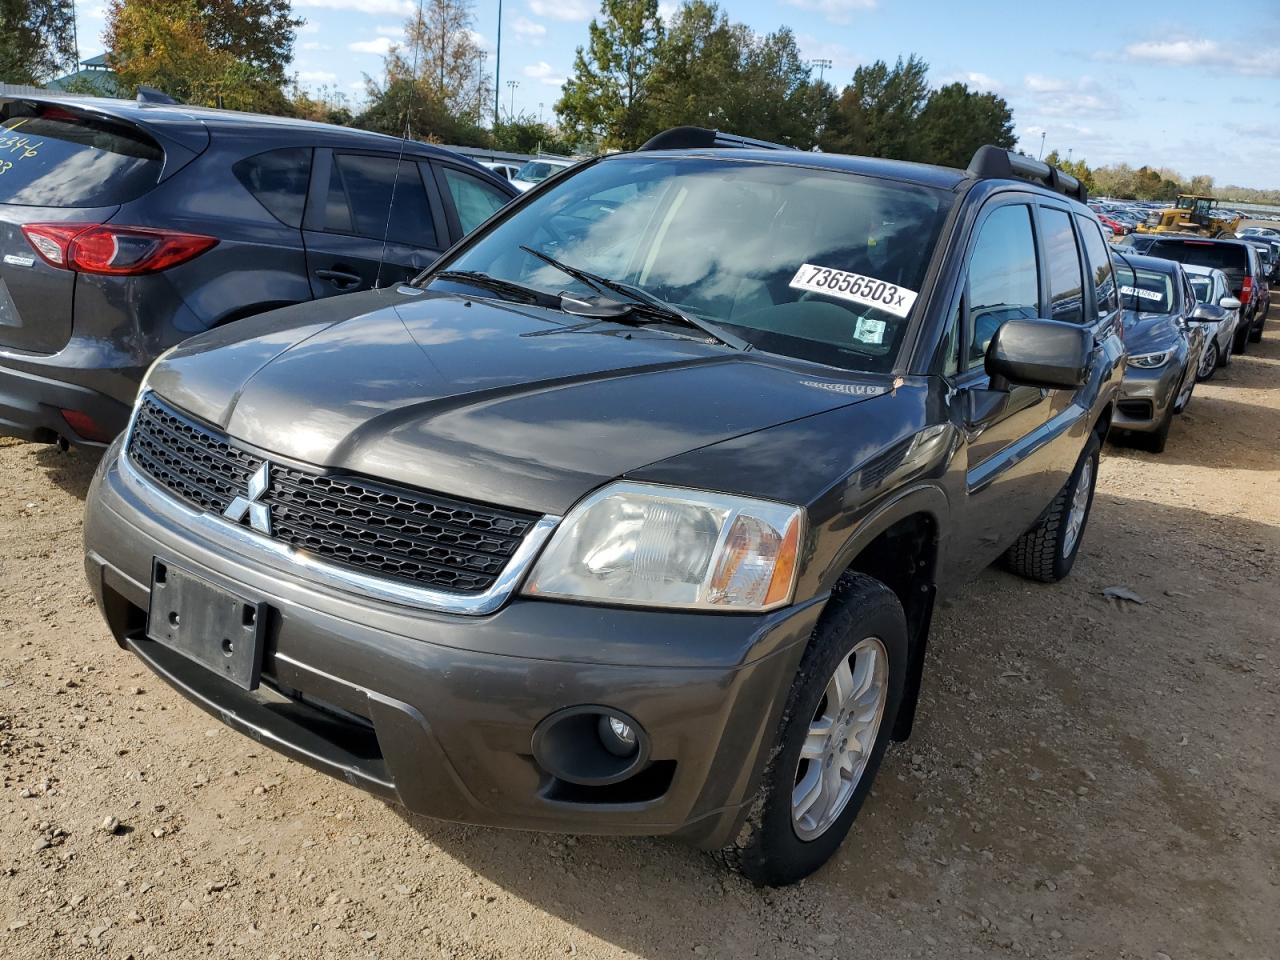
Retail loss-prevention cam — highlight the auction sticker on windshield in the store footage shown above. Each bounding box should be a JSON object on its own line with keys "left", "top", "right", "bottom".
{"left": 1120, "top": 286, "right": 1164, "bottom": 303}
{"left": 789, "top": 264, "right": 918, "bottom": 319}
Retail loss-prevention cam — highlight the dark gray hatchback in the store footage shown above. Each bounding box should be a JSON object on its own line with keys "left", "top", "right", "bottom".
{"left": 0, "top": 95, "right": 516, "bottom": 446}
{"left": 84, "top": 133, "right": 1123, "bottom": 886}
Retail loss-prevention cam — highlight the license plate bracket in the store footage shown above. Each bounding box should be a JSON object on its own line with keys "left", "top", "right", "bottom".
{"left": 146, "top": 559, "right": 266, "bottom": 690}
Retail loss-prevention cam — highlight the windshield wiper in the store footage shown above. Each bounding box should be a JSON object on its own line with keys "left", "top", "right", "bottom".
{"left": 518, "top": 245, "right": 749, "bottom": 350}
{"left": 430, "top": 270, "right": 554, "bottom": 306}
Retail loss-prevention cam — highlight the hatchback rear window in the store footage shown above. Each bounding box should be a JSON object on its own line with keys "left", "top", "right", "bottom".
{"left": 0, "top": 105, "right": 163, "bottom": 208}
{"left": 1147, "top": 240, "right": 1247, "bottom": 273}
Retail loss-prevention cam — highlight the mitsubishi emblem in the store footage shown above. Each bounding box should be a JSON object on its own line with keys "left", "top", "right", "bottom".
{"left": 223, "top": 462, "right": 272, "bottom": 535}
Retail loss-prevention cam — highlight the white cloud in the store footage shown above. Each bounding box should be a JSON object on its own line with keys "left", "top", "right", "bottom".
{"left": 657, "top": 0, "right": 680, "bottom": 19}
{"left": 297, "top": 70, "right": 339, "bottom": 84}
{"left": 295, "top": 0, "right": 414, "bottom": 15}
{"left": 1020, "top": 74, "right": 1113, "bottom": 117}
{"left": 84, "top": 4, "right": 107, "bottom": 19}
{"left": 782, "top": 0, "right": 876, "bottom": 27}
{"left": 945, "top": 71, "right": 1004, "bottom": 95}
{"left": 1122, "top": 38, "right": 1280, "bottom": 77}
{"left": 349, "top": 36, "right": 396, "bottom": 55}
{"left": 513, "top": 16, "right": 547, "bottom": 39}
{"left": 375, "top": 24, "right": 403, "bottom": 36}
{"left": 523, "top": 61, "right": 567, "bottom": 87}
{"left": 300, "top": 41, "right": 330, "bottom": 51}
{"left": 527, "top": 0, "right": 593, "bottom": 22}
{"left": 796, "top": 35, "right": 858, "bottom": 78}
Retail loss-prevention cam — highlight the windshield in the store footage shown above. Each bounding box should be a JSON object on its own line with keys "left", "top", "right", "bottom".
{"left": 432, "top": 155, "right": 953, "bottom": 373}
{"left": 1118, "top": 267, "right": 1175, "bottom": 313}
{"left": 514, "top": 160, "right": 566, "bottom": 184}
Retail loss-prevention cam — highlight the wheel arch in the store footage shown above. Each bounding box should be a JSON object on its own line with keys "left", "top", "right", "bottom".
{"left": 820, "top": 485, "right": 948, "bottom": 742}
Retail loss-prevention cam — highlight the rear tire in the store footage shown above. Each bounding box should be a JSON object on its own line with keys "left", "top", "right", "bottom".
{"left": 1003, "top": 432, "right": 1100, "bottom": 582}
{"left": 718, "top": 573, "right": 907, "bottom": 887}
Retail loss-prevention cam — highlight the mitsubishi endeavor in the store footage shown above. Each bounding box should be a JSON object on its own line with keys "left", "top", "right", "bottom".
{"left": 83, "top": 129, "right": 1123, "bottom": 886}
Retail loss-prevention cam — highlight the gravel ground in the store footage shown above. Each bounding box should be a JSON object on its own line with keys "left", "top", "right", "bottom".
{"left": 0, "top": 301, "right": 1277, "bottom": 960}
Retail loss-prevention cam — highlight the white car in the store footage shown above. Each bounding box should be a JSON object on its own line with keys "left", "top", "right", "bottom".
{"left": 1184, "top": 264, "right": 1242, "bottom": 380}
{"left": 511, "top": 157, "right": 574, "bottom": 192}
{"left": 478, "top": 160, "right": 521, "bottom": 182}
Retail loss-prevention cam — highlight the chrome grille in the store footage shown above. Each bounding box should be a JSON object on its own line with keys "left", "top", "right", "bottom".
{"left": 127, "top": 394, "right": 539, "bottom": 594}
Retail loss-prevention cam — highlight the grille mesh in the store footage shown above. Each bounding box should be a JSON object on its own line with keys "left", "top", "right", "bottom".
{"left": 127, "top": 394, "right": 538, "bottom": 594}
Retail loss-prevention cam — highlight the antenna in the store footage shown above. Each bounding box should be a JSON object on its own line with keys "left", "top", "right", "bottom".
{"left": 374, "top": 0, "right": 427, "bottom": 289}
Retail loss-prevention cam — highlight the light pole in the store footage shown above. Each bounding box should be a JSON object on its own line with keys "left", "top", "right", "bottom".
{"left": 810, "top": 58, "right": 832, "bottom": 84}
{"left": 506, "top": 80, "right": 519, "bottom": 119}
{"left": 538, "top": 102, "right": 544, "bottom": 123}
{"left": 1038, "top": 131, "right": 1046, "bottom": 161}
{"left": 493, "top": 0, "right": 503, "bottom": 131}
{"left": 476, "top": 50, "right": 488, "bottom": 123}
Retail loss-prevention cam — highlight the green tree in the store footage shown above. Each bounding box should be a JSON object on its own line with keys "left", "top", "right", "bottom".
{"left": 198, "top": 0, "right": 301, "bottom": 87}
{"left": 1042, "top": 150, "right": 1094, "bottom": 194}
{"left": 820, "top": 54, "right": 930, "bottom": 159}
{"left": 492, "top": 115, "right": 576, "bottom": 155}
{"left": 105, "top": 0, "right": 291, "bottom": 111}
{"left": 387, "top": 0, "right": 489, "bottom": 122}
{"left": 556, "top": 0, "right": 663, "bottom": 150}
{"left": 288, "top": 81, "right": 354, "bottom": 126}
{"left": 0, "top": 0, "right": 78, "bottom": 85}
{"left": 354, "top": 75, "right": 489, "bottom": 145}
{"left": 913, "top": 82, "right": 1015, "bottom": 168}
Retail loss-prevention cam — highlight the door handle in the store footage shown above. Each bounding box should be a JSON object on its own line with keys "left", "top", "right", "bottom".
{"left": 316, "top": 268, "right": 362, "bottom": 289}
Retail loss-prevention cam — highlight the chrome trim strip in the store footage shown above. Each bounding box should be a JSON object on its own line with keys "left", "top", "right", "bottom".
{"left": 118, "top": 445, "right": 561, "bottom": 616}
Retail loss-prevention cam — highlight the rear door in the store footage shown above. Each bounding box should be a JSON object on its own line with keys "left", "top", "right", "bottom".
{"left": 0, "top": 103, "right": 164, "bottom": 354}
{"left": 301, "top": 148, "right": 448, "bottom": 298}
{"left": 431, "top": 161, "right": 515, "bottom": 241}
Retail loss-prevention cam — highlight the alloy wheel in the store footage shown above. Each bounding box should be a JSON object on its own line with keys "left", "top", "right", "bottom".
{"left": 791, "top": 637, "right": 888, "bottom": 841}
{"left": 1062, "top": 456, "right": 1093, "bottom": 558}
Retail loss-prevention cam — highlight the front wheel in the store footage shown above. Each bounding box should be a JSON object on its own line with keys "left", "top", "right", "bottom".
{"left": 719, "top": 573, "right": 906, "bottom": 887}
{"left": 1197, "top": 341, "right": 1219, "bottom": 381}
{"left": 1003, "top": 432, "right": 1101, "bottom": 582}
{"left": 1218, "top": 334, "right": 1233, "bottom": 368}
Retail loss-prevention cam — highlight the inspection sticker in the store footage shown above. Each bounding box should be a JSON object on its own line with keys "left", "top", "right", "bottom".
{"left": 1120, "top": 286, "right": 1163, "bottom": 303}
{"left": 789, "top": 264, "right": 918, "bottom": 319}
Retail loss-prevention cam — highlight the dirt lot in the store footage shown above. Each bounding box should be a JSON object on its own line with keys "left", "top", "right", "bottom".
{"left": 1, "top": 304, "right": 1277, "bottom": 960}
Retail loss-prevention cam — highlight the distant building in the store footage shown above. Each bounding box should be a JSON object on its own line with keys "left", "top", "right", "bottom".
{"left": 47, "top": 54, "right": 120, "bottom": 97}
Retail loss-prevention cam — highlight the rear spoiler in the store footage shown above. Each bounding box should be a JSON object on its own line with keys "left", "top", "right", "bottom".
{"left": 0, "top": 94, "right": 209, "bottom": 177}
{"left": 638, "top": 126, "right": 798, "bottom": 152}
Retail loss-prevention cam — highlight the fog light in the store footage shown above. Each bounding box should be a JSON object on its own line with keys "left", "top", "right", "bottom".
{"left": 598, "top": 714, "right": 638, "bottom": 757}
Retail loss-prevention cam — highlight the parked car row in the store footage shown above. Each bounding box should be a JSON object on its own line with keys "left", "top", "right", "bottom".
{"left": 0, "top": 97, "right": 1268, "bottom": 887}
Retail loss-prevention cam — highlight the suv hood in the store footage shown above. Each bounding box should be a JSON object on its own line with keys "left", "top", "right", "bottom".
{"left": 148, "top": 288, "right": 893, "bottom": 514}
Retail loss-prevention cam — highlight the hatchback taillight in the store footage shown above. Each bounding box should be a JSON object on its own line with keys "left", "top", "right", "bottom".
{"left": 21, "top": 223, "right": 218, "bottom": 275}
{"left": 1241, "top": 275, "right": 1253, "bottom": 306}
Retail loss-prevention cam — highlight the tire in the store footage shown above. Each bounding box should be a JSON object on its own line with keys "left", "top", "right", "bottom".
{"left": 1218, "top": 335, "right": 1232, "bottom": 368}
{"left": 1140, "top": 402, "right": 1173, "bottom": 453}
{"left": 1002, "top": 432, "right": 1101, "bottom": 582}
{"left": 1173, "top": 361, "right": 1195, "bottom": 414}
{"left": 1249, "top": 320, "right": 1263, "bottom": 343}
{"left": 719, "top": 573, "right": 907, "bottom": 887}
{"left": 1197, "top": 341, "right": 1218, "bottom": 382}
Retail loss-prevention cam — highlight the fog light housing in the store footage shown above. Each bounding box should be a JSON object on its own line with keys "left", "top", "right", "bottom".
{"left": 598, "top": 714, "right": 638, "bottom": 757}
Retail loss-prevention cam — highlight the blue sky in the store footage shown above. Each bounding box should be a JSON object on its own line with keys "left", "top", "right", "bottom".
{"left": 73, "top": 0, "right": 1280, "bottom": 188}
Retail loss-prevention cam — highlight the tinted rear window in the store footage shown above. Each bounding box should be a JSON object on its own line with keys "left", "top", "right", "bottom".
{"left": 1147, "top": 240, "right": 1247, "bottom": 273}
{"left": 0, "top": 106, "right": 163, "bottom": 208}
{"left": 233, "top": 147, "right": 312, "bottom": 227}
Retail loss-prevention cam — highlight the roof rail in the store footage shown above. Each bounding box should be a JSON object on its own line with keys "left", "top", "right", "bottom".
{"left": 638, "top": 126, "right": 797, "bottom": 152}
{"left": 967, "top": 145, "right": 1087, "bottom": 204}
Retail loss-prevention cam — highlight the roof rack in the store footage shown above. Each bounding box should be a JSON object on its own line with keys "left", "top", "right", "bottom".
{"left": 638, "top": 126, "right": 797, "bottom": 153}
{"left": 967, "top": 145, "right": 1087, "bottom": 204}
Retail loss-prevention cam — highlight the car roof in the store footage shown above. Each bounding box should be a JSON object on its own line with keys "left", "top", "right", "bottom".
{"left": 4, "top": 92, "right": 463, "bottom": 159}
{"left": 605, "top": 147, "right": 972, "bottom": 192}
{"left": 1180, "top": 263, "right": 1221, "bottom": 277}
{"left": 1119, "top": 253, "right": 1183, "bottom": 273}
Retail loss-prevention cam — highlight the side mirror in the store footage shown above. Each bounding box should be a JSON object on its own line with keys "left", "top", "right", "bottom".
{"left": 985, "top": 318, "right": 1093, "bottom": 391}
{"left": 1190, "top": 304, "right": 1225, "bottom": 322}
{"left": 1219, "top": 296, "right": 1241, "bottom": 310}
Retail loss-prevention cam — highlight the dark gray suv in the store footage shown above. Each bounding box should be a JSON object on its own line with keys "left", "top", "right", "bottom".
{"left": 84, "top": 132, "right": 1122, "bottom": 886}
{"left": 0, "top": 95, "right": 516, "bottom": 447}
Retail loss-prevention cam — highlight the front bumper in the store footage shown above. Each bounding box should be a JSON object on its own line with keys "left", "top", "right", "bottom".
{"left": 1113, "top": 361, "right": 1182, "bottom": 432}
{"left": 83, "top": 440, "right": 824, "bottom": 847}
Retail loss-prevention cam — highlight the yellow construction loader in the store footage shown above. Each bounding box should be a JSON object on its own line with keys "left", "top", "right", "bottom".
{"left": 1136, "top": 195, "right": 1243, "bottom": 237}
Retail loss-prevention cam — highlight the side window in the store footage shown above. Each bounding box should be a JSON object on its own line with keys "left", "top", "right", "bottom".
{"left": 233, "top": 148, "right": 312, "bottom": 228}
{"left": 323, "top": 153, "right": 436, "bottom": 247}
{"left": 441, "top": 167, "right": 510, "bottom": 235}
{"left": 1076, "top": 215, "right": 1119, "bottom": 317}
{"left": 966, "top": 204, "right": 1040, "bottom": 367}
{"left": 1040, "top": 207, "right": 1085, "bottom": 324}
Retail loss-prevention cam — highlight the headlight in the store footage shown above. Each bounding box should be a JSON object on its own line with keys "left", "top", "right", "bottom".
{"left": 1127, "top": 351, "right": 1170, "bottom": 369}
{"left": 523, "top": 482, "right": 804, "bottom": 611}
